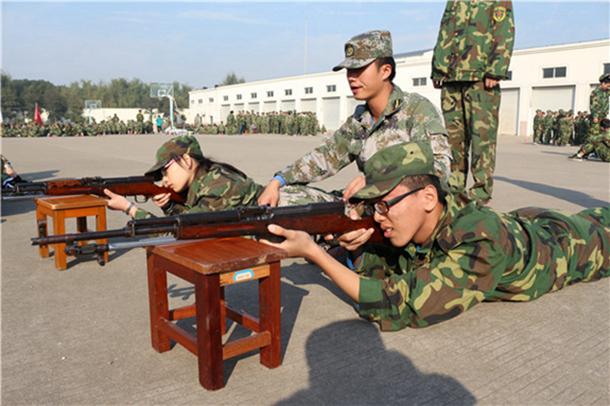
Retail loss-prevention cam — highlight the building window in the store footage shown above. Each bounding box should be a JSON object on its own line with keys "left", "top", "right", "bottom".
{"left": 251, "top": 93, "right": 257, "bottom": 99}
{"left": 267, "top": 91, "right": 274, "bottom": 97}
{"left": 198, "top": 99, "right": 203, "bottom": 104}
{"left": 506, "top": 71, "right": 513, "bottom": 80}
{"left": 305, "top": 87, "right": 313, "bottom": 94}
{"left": 412, "top": 77, "right": 427, "bottom": 87}
{"left": 191, "top": 100, "right": 195, "bottom": 104}
{"left": 604, "top": 63, "right": 610, "bottom": 75}
{"left": 285, "top": 89, "right": 292, "bottom": 96}
{"left": 327, "top": 85, "right": 336, "bottom": 92}
{"left": 237, "top": 94, "right": 242, "bottom": 100}
{"left": 543, "top": 67, "right": 567, "bottom": 79}
{"left": 208, "top": 98, "right": 214, "bottom": 103}
{"left": 223, "top": 95, "right": 229, "bottom": 101}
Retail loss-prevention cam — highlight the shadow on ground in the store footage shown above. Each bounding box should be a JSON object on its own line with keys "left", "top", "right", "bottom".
{"left": 274, "top": 319, "right": 477, "bottom": 405}
{"left": 495, "top": 176, "right": 609, "bottom": 207}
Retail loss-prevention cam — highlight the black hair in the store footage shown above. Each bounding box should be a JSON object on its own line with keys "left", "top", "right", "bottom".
{"left": 375, "top": 57, "right": 396, "bottom": 83}
{"left": 193, "top": 155, "right": 249, "bottom": 180}
{"left": 601, "top": 119, "right": 610, "bottom": 130}
{"left": 399, "top": 174, "right": 446, "bottom": 202}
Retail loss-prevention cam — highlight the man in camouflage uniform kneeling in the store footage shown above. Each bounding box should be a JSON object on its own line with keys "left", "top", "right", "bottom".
{"left": 263, "top": 141, "right": 610, "bottom": 331}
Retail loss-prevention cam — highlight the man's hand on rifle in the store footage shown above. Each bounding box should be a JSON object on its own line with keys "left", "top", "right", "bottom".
{"left": 342, "top": 175, "right": 366, "bottom": 201}
{"left": 324, "top": 205, "right": 374, "bottom": 256}
{"left": 257, "top": 179, "right": 281, "bottom": 207}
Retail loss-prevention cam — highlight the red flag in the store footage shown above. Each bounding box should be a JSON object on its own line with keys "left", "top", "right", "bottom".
{"left": 34, "top": 103, "right": 43, "bottom": 124}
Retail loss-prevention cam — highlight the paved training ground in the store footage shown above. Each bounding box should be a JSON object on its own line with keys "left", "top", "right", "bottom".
{"left": 2, "top": 134, "right": 609, "bottom": 405}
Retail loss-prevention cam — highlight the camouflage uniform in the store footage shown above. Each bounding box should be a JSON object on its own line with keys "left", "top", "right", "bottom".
{"left": 431, "top": 1, "right": 515, "bottom": 204}
{"left": 348, "top": 142, "right": 610, "bottom": 331}
{"left": 532, "top": 110, "right": 544, "bottom": 143}
{"left": 542, "top": 110, "right": 554, "bottom": 144}
{"left": 578, "top": 127, "right": 610, "bottom": 162}
{"left": 589, "top": 75, "right": 610, "bottom": 138}
{"left": 557, "top": 112, "right": 573, "bottom": 146}
{"left": 276, "top": 85, "right": 451, "bottom": 186}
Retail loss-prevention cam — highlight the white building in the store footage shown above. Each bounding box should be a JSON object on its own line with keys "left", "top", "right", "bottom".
{"left": 188, "top": 39, "right": 610, "bottom": 137}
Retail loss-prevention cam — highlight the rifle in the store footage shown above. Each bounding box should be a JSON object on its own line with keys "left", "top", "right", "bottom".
{"left": 1, "top": 176, "right": 185, "bottom": 203}
{"left": 31, "top": 201, "right": 384, "bottom": 265}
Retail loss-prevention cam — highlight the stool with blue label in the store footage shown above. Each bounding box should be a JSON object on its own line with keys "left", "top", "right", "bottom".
{"left": 146, "top": 237, "right": 287, "bottom": 390}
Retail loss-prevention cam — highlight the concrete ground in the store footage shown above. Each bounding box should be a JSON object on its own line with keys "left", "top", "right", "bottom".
{"left": 1, "top": 133, "right": 609, "bottom": 405}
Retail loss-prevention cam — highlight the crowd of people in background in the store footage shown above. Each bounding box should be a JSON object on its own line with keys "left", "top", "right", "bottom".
{"left": 0, "top": 109, "right": 326, "bottom": 138}
{"left": 532, "top": 109, "right": 593, "bottom": 146}
{"left": 193, "top": 110, "right": 326, "bottom": 136}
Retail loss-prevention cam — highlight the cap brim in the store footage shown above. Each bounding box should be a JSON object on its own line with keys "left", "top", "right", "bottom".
{"left": 348, "top": 176, "right": 403, "bottom": 204}
{"left": 332, "top": 57, "right": 376, "bottom": 72}
{"left": 144, "top": 160, "right": 170, "bottom": 181}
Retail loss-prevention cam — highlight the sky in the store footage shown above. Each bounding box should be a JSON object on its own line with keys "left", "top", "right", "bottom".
{"left": 2, "top": 1, "right": 609, "bottom": 90}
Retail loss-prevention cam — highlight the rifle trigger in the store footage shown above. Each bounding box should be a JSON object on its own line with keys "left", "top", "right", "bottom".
{"left": 135, "top": 195, "right": 147, "bottom": 203}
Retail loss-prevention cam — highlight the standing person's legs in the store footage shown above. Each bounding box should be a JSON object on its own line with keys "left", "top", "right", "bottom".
{"left": 467, "top": 81, "right": 501, "bottom": 204}
{"left": 442, "top": 82, "right": 470, "bottom": 193}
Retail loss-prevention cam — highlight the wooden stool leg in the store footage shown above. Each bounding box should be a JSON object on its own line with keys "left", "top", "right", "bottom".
{"left": 37, "top": 208, "right": 49, "bottom": 259}
{"left": 259, "top": 261, "right": 282, "bottom": 368}
{"left": 77, "top": 217, "right": 88, "bottom": 246}
{"left": 220, "top": 286, "right": 227, "bottom": 335}
{"left": 95, "top": 208, "right": 108, "bottom": 264}
{"left": 195, "top": 273, "right": 224, "bottom": 391}
{"left": 147, "top": 254, "right": 172, "bottom": 353}
{"left": 53, "top": 210, "right": 67, "bottom": 270}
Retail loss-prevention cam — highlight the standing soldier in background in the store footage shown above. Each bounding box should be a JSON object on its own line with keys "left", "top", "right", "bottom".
{"left": 533, "top": 109, "right": 544, "bottom": 144}
{"left": 589, "top": 74, "right": 610, "bottom": 138}
{"left": 136, "top": 109, "right": 144, "bottom": 134}
{"left": 558, "top": 110, "right": 574, "bottom": 146}
{"left": 431, "top": 1, "right": 515, "bottom": 205}
{"left": 542, "top": 110, "right": 554, "bottom": 145}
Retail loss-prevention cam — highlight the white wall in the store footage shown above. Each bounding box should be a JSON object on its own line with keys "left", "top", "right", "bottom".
{"left": 188, "top": 39, "right": 610, "bottom": 135}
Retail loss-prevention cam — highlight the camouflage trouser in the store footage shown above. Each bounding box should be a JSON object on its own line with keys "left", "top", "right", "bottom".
{"left": 533, "top": 128, "right": 542, "bottom": 143}
{"left": 581, "top": 138, "right": 610, "bottom": 162}
{"left": 441, "top": 81, "right": 501, "bottom": 204}
{"left": 278, "top": 185, "right": 341, "bottom": 206}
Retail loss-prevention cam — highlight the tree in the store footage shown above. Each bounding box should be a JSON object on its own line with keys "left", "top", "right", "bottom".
{"left": 219, "top": 72, "right": 245, "bottom": 86}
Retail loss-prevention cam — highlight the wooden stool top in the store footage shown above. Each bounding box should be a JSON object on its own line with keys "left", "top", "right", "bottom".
{"left": 35, "top": 195, "right": 108, "bottom": 210}
{"left": 148, "top": 237, "right": 287, "bottom": 275}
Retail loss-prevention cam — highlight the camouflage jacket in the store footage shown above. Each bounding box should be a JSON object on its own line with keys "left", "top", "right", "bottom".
{"left": 276, "top": 85, "right": 451, "bottom": 184}
{"left": 431, "top": 1, "right": 515, "bottom": 82}
{"left": 533, "top": 115, "right": 543, "bottom": 131}
{"left": 589, "top": 86, "right": 610, "bottom": 121}
{"left": 134, "top": 164, "right": 263, "bottom": 219}
{"left": 354, "top": 191, "right": 610, "bottom": 331}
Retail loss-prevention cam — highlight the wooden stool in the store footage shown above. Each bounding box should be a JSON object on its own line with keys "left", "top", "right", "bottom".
{"left": 146, "top": 237, "right": 287, "bottom": 391}
{"left": 36, "top": 195, "right": 108, "bottom": 269}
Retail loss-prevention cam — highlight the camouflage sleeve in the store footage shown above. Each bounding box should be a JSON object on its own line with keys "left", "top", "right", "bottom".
{"left": 276, "top": 122, "right": 356, "bottom": 185}
{"left": 486, "top": 1, "right": 515, "bottom": 80}
{"left": 354, "top": 238, "right": 507, "bottom": 331}
{"left": 409, "top": 97, "right": 452, "bottom": 182}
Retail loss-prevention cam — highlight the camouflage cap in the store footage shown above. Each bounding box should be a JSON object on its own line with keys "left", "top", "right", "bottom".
{"left": 349, "top": 141, "right": 435, "bottom": 203}
{"left": 599, "top": 73, "right": 610, "bottom": 83}
{"left": 332, "top": 30, "right": 393, "bottom": 72}
{"left": 145, "top": 136, "right": 204, "bottom": 181}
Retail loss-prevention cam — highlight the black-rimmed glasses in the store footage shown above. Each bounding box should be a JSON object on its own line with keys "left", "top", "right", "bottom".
{"left": 368, "top": 187, "right": 424, "bottom": 215}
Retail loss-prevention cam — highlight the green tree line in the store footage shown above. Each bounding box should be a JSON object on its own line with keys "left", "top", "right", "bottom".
{"left": 1, "top": 72, "right": 192, "bottom": 124}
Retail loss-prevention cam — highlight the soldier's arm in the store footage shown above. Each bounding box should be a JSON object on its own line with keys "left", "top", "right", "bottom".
{"left": 276, "top": 123, "right": 356, "bottom": 185}
{"left": 485, "top": 0, "right": 515, "bottom": 80}
{"left": 354, "top": 239, "right": 506, "bottom": 331}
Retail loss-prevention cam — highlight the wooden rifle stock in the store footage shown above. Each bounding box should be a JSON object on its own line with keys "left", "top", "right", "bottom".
{"left": 1, "top": 176, "right": 185, "bottom": 203}
{"left": 31, "top": 201, "right": 385, "bottom": 264}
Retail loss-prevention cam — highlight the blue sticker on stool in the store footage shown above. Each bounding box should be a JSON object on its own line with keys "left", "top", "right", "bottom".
{"left": 233, "top": 269, "right": 254, "bottom": 282}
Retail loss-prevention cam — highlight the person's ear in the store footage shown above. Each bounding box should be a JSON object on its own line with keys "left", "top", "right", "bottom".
{"left": 380, "top": 63, "right": 392, "bottom": 81}
{"left": 421, "top": 185, "right": 439, "bottom": 213}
